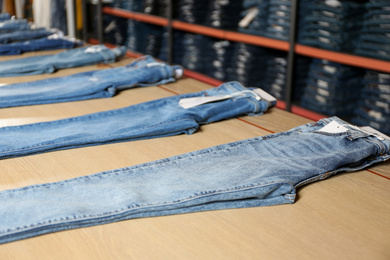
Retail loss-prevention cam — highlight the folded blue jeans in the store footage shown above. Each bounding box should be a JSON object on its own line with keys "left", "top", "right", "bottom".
{"left": 0, "top": 19, "right": 30, "bottom": 32}
{"left": 0, "top": 116, "right": 388, "bottom": 244}
{"left": 0, "top": 45, "right": 126, "bottom": 77}
{"left": 0, "top": 81, "right": 276, "bottom": 160}
{"left": 0, "top": 35, "right": 83, "bottom": 55}
{"left": 0, "top": 56, "right": 183, "bottom": 108}
{"left": 0, "top": 28, "right": 54, "bottom": 44}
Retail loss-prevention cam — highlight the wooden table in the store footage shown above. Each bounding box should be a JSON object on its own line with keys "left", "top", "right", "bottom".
{"left": 0, "top": 50, "right": 389, "bottom": 260}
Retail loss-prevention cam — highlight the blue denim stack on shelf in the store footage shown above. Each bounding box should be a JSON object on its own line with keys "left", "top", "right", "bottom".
{"left": 173, "top": 32, "right": 213, "bottom": 75}
{"left": 111, "top": 0, "right": 143, "bottom": 12}
{"left": 262, "top": 54, "right": 288, "bottom": 100}
{"left": 264, "top": 0, "right": 291, "bottom": 40}
{"left": 238, "top": 0, "right": 269, "bottom": 36}
{"left": 298, "top": 0, "right": 366, "bottom": 52}
{"left": 355, "top": 0, "right": 390, "bottom": 61}
{"left": 103, "top": 15, "right": 128, "bottom": 46}
{"left": 204, "top": 0, "right": 243, "bottom": 29}
{"left": 125, "top": 20, "right": 164, "bottom": 58}
{"left": 206, "top": 40, "right": 237, "bottom": 81}
{"left": 352, "top": 70, "right": 390, "bottom": 134}
{"left": 230, "top": 43, "right": 268, "bottom": 87}
{"left": 175, "top": 0, "right": 209, "bottom": 24}
{"left": 300, "top": 59, "right": 364, "bottom": 116}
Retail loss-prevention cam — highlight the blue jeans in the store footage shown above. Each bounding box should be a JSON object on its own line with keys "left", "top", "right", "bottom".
{"left": 0, "top": 56, "right": 183, "bottom": 108}
{"left": 0, "top": 116, "right": 388, "bottom": 244}
{"left": 0, "top": 35, "right": 83, "bottom": 55}
{"left": 0, "top": 12, "right": 11, "bottom": 21}
{"left": 0, "top": 19, "right": 30, "bottom": 32}
{"left": 0, "top": 81, "right": 275, "bottom": 160}
{"left": 0, "top": 28, "right": 54, "bottom": 44}
{"left": 0, "top": 45, "right": 126, "bottom": 77}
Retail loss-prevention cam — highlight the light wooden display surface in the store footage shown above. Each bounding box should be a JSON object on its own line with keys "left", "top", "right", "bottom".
{"left": 0, "top": 50, "right": 389, "bottom": 260}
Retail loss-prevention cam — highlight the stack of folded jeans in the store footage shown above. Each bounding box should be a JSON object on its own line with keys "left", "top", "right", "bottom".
{"left": 262, "top": 52, "right": 288, "bottom": 100}
{"left": 298, "top": 0, "right": 366, "bottom": 52}
{"left": 264, "top": 0, "right": 291, "bottom": 40}
{"left": 111, "top": 0, "right": 143, "bottom": 12}
{"left": 103, "top": 15, "right": 128, "bottom": 46}
{"left": 125, "top": 20, "right": 164, "bottom": 58}
{"left": 204, "top": 0, "right": 243, "bottom": 29}
{"left": 300, "top": 59, "right": 364, "bottom": 117}
{"left": 206, "top": 40, "right": 237, "bottom": 81}
{"left": 173, "top": 31, "right": 213, "bottom": 75}
{"left": 143, "top": 0, "right": 170, "bottom": 17}
{"left": 352, "top": 70, "right": 390, "bottom": 134}
{"left": 231, "top": 43, "right": 268, "bottom": 87}
{"left": 355, "top": 0, "right": 390, "bottom": 61}
{"left": 0, "top": 27, "right": 56, "bottom": 44}
{"left": 175, "top": 0, "right": 207, "bottom": 24}
{"left": 238, "top": 0, "right": 269, "bottom": 36}
{"left": 175, "top": 0, "right": 209, "bottom": 24}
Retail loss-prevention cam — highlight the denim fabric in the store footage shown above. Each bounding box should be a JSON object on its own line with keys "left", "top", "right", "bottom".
{"left": 0, "top": 12, "right": 11, "bottom": 21}
{"left": 300, "top": 59, "right": 364, "bottom": 116}
{"left": 0, "top": 81, "right": 275, "bottom": 160}
{"left": 0, "top": 19, "right": 30, "bottom": 32}
{"left": 0, "top": 116, "right": 388, "bottom": 244}
{"left": 0, "top": 35, "right": 83, "bottom": 55}
{"left": 0, "top": 56, "right": 183, "bottom": 108}
{"left": 352, "top": 70, "right": 390, "bottom": 134}
{"left": 298, "top": 0, "right": 366, "bottom": 51}
{"left": 0, "top": 45, "right": 126, "bottom": 77}
{"left": 51, "top": 0, "right": 67, "bottom": 35}
{"left": 0, "top": 28, "right": 54, "bottom": 44}
{"left": 238, "top": 0, "right": 269, "bottom": 36}
{"left": 354, "top": 0, "right": 390, "bottom": 60}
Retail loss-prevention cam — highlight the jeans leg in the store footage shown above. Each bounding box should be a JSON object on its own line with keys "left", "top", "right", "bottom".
{"left": 0, "top": 116, "right": 388, "bottom": 244}
{"left": 0, "top": 56, "right": 183, "bottom": 108}
{"left": 0, "top": 81, "right": 274, "bottom": 160}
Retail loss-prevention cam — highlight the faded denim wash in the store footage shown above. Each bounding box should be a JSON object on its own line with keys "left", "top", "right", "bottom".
{"left": 0, "top": 56, "right": 183, "bottom": 108}
{"left": 0, "top": 116, "right": 388, "bottom": 244}
{"left": 0, "top": 45, "right": 126, "bottom": 77}
{"left": 0, "top": 28, "right": 54, "bottom": 44}
{"left": 0, "top": 35, "right": 83, "bottom": 55}
{"left": 0, "top": 81, "right": 275, "bottom": 160}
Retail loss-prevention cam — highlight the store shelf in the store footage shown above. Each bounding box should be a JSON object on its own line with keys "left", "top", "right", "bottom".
{"left": 99, "top": 5, "right": 386, "bottom": 122}
{"left": 103, "top": 6, "right": 168, "bottom": 26}
{"left": 296, "top": 44, "right": 390, "bottom": 74}
{"left": 103, "top": 7, "right": 289, "bottom": 51}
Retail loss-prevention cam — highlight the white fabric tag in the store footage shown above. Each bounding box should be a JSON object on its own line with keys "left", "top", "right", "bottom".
{"left": 253, "top": 88, "right": 276, "bottom": 103}
{"left": 318, "top": 120, "right": 349, "bottom": 134}
{"left": 179, "top": 95, "right": 232, "bottom": 109}
{"left": 238, "top": 7, "right": 259, "bottom": 28}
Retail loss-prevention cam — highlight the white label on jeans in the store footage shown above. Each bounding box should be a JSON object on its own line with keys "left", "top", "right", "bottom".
{"left": 253, "top": 88, "right": 277, "bottom": 103}
{"left": 317, "top": 79, "right": 329, "bottom": 88}
{"left": 0, "top": 83, "right": 8, "bottom": 87}
{"left": 238, "top": 7, "right": 259, "bottom": 28}
{"left": 319, "top": 121, "right": 349, "bottom": 134}
{"left": 179, "top": 95, "right": 233, "bottom": 109}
